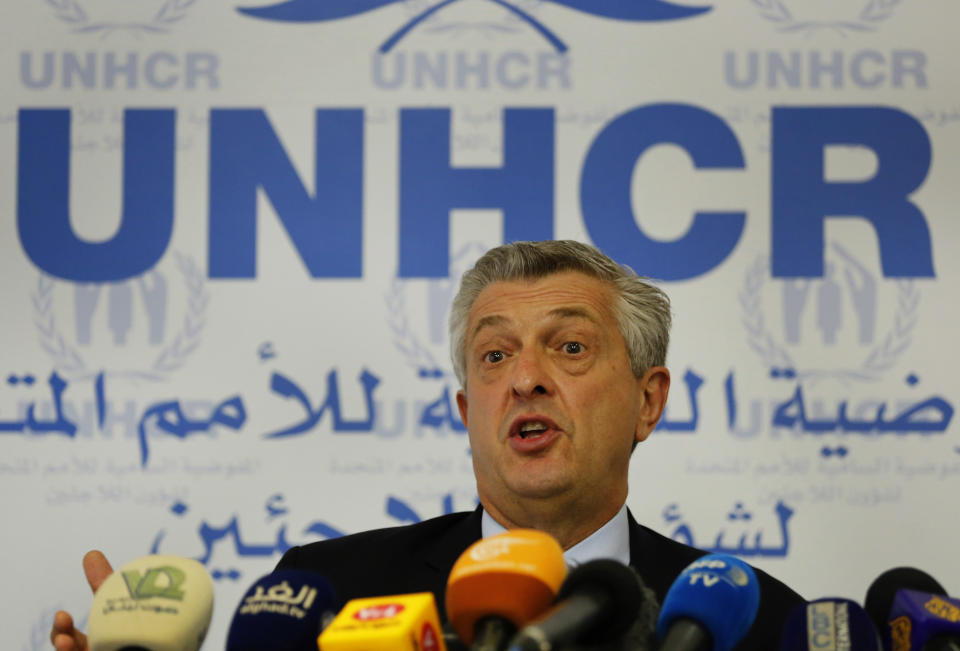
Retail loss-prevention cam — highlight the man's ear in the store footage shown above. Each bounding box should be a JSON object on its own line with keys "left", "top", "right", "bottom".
{"left": 456, "top": 389, "right": 469, "bottom": 428}
{"left": 634, "top": 367, "right": 670, "bottom": 444}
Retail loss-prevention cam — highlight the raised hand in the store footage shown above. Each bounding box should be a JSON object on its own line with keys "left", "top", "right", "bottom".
{"left": 50, "top": 551, "right": 113, "bottom": 651}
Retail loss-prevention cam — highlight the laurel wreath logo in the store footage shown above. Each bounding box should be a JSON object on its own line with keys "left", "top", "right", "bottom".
{"left": 740, "top": 255, "right": 918, "bottom": 383}
{"left": 33, "top": 252, "right": 208, "bottom": 381}
{"left": 751, "top": 0, "right": 902, "bottom": 36}
{"left": 33, "top": 276, "right": 85, "bottom": 376}
{"left": 384, "top": 242, "right": 488, "bottom": 380}
{"left": 45, "top": 0, "right": 198, "bottom": 37}
{"left": 386, "top": 278, "right": 447, "bottom": 378}
{"left": 740, "top": 257, "right": 797, "bottom": 373}
{"left": 151, "top": 253, "right": 207, "bottom": 376}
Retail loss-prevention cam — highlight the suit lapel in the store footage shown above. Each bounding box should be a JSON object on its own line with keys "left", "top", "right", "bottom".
{"left": 418, "top": 506, "right": 484, "bottom": 619}
{"left": 627, "top": 508, "right": 674, "bottom": 601}
{"left": 422, "top": 506, "right": 483, "bottom": 572}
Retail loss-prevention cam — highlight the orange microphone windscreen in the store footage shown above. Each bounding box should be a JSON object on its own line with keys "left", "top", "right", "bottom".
{"left": 445, "top": 529, "right": 567, "bottom": 645}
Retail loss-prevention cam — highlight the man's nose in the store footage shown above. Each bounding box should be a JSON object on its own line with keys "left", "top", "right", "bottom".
{"left": 510, "top": 348, "right": 553, "bottom": 398}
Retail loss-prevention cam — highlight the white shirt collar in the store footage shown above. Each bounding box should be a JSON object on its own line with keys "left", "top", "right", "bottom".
{"left": 480, "top": 504, "right": 631, "bottom": 567}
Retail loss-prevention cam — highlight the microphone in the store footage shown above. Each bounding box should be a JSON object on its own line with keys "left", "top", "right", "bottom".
{"left": 445, "top": 529, "right": 567, "bottom": 651}
{"left": 656, "top": 554, "right": 760, "bottom": 651}
{"left": 507, "top": 559, "right": 649, "bottom": 651}
{"left": 319, "top": 592, "right": 447, "bottom": 651}
{"left": 778, "top": 598, "right": 882, "bottom": 650}
{"left": 864, "top": 567, "right": 947, "bottom": 650}
{"left": 887, "top": 589, "right": 960, "bottom": 651}
{"left": 85, "top": 554, "right": 214, "bottom": 651}
{"left": 226, "top": 569, "right": 340, "bottom": 650}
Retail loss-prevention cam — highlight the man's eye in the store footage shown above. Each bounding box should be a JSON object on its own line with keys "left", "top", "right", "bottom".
{"left": 484, "top": 350, "right": 505, "bottom": 363}
{"left": 563, "top": 342, "right": 584, "bottom": 355}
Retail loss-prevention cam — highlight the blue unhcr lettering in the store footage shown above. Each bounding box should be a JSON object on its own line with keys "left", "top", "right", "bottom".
{"left": 17, "top": 109, "right": 175, "bottom": 281}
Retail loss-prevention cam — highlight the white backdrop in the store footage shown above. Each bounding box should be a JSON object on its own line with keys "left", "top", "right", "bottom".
{"left": 2, "top": 0, "right": 959, "bottom": 648}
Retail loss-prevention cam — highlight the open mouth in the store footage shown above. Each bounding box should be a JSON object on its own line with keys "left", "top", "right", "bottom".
{"left": 508, "top": 416, "right": 560, "bottom": 452}
{"left": 517, "top": 421, "right": 550, "bottom": 439}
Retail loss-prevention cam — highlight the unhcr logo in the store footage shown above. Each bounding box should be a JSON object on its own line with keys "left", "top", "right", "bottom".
{"left": 724, "top": 0, "right": 925, "bottom": 91}
{"left": 740, "top": 244, "right": 919, "bottom": 384}
{"left": 238, "top": 0, "right": 711, "bottom": 90}
{"left": 24, "top": 1, "right": 219, "bottom": 90}
{"left": 33, "top": 253, "right": 208, "bottom": 382}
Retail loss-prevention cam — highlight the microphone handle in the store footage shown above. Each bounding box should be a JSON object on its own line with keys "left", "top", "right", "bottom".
{"left": 925, "top": 637, "right": 960, "bottom": 651}
{"left": 472, "top": 616, "right": 518, "bottom": 651}
{"left": 660, "top": 617, "right": 713, "bottom": 651}
{"left": 445, "top": 627, "right": 470, "bottom": 651}
{"left": 509, "top": 589, "right": 610, "bottom": 651}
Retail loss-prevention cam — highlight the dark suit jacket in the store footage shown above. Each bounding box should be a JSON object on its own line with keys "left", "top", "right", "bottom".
{"left": 277, "top": 508, "right": 804, "bottom": 649}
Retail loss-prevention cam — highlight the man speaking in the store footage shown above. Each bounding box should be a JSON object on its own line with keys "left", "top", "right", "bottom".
{"left": 51, "top": 240, "right": 804, "bottom": 650}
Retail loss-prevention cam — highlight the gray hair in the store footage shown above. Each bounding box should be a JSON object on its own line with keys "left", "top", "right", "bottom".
{"left": 449, "top": 240, "right": 671, "bottom": 387}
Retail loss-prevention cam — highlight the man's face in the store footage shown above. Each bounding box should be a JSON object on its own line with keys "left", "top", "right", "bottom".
{"left": 456, "top": 271, "right": 669, "bottom": 518}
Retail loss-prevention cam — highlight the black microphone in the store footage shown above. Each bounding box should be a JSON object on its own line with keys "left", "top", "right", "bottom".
{"left": 864, "top": 567, "right": 947, "bottom": 650}
{"left": 778, "top": 598, "right": 882, "bottom": 650}
{"left": 507, "top": 559, "right": 650, "bottom": 651}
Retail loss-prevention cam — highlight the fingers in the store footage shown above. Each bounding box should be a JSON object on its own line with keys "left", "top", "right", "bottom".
{"left": 50, "top": 552, "right": 106, "bottom": 650}
{"left": 50, "top": 610, "right": 73, "bottom": 644}
{"left": 51, "top": 611, "right": 87, "bottom": 651}
{"left": 52, "top": 632, "right": 85, "bottom": 651}
{"left": 82, "top": 550, "right": 114, "bottom": 594}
